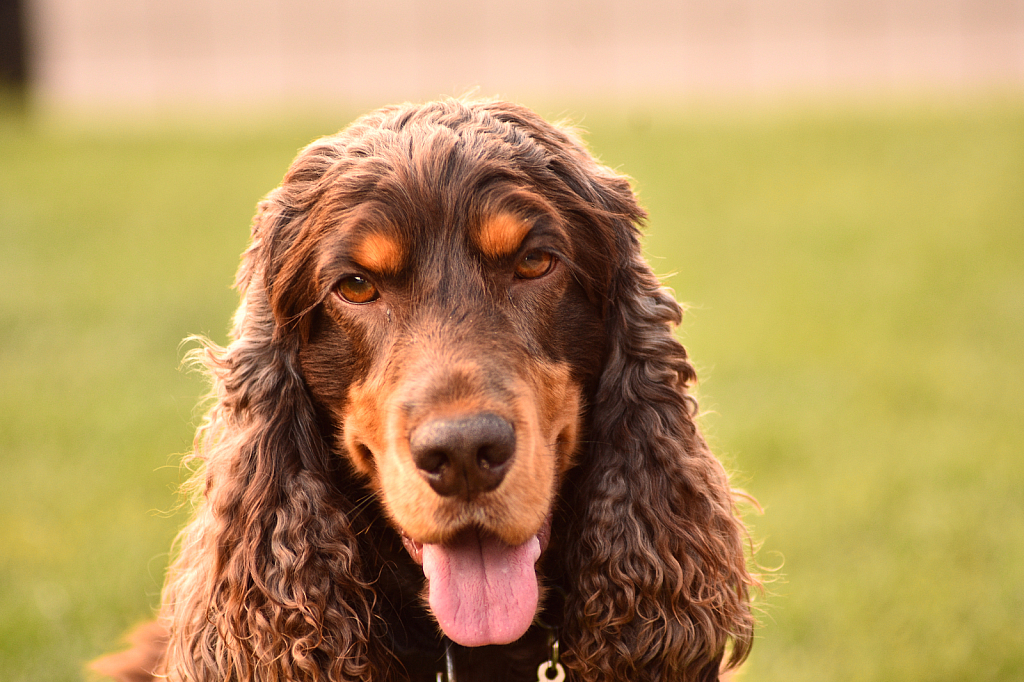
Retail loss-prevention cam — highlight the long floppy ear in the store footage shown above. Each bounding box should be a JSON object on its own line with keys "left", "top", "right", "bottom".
{"left": 560, "top": 182, "right": 757, "bottom": 680}
{"left": 156, "top": 139, "right": 394, "bottom": 682}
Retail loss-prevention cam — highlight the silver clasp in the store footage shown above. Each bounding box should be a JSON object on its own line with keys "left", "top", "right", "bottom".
{"left": 536, "top": 636, "right": 565, "bottom": 682}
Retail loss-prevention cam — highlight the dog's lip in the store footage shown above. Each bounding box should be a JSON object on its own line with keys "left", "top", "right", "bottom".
{"left": 401, "top": 532, "right": 425, "bottom": 565}
{"left": 400, "top": 513, "right": 553, "bottom": 566}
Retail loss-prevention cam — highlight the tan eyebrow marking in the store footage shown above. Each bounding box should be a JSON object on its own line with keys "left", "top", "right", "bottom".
{"left": 474, "top": 213, "right": 532, "bottom": 259}
{"left": 352, "top": 232, "right": 406, "bottom": 275}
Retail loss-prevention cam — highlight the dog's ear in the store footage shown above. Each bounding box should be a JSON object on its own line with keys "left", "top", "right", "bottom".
{"left": 237, "top": 138, "right": 350, "bottom": 343}
{"left": 556, "top": 163, "right": 757, "bottom": 680}
{"left": 157, "top": 138, "right": 393, "bottom": 682}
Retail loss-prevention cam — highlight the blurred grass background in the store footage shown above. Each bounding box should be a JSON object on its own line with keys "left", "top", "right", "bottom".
{"left": 1, "top": 97, "right": 1022, "bottom": 681}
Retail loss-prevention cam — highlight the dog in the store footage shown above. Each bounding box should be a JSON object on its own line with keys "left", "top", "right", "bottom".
{"left": 94, "top": 98, "right": 756, "bottom": 682}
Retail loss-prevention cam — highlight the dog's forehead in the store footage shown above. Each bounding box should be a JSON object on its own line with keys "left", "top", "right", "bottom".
{"left": 316, "top": 125, "right": 570, "bottom": 277}
{"left": 335, "top": 185, "right": 549, "bottom": 267}
{"left": 342, "top": 211, "right": 534, "bottom": 277}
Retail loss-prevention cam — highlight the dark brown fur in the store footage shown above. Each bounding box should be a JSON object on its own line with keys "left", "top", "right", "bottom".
{"left": 93, "top": 98, "right": 756, "bottom": 682}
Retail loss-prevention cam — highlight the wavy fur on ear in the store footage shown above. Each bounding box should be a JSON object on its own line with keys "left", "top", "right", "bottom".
{"left": 559, "top": 193, "right": 756, "bottom": 682}
{"left": 157, "top": 167, "right": 395, "bottom": 682}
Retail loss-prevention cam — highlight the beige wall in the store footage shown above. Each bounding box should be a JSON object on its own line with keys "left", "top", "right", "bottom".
{"left": 26, "top": 0, "right": 1024, "bottom": 109}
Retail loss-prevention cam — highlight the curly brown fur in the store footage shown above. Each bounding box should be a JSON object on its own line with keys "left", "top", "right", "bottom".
{"left": 94, "top": 98, "right": 757, "bottom": 682}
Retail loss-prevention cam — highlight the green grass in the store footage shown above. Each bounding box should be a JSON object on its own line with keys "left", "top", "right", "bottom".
{"left": 2, "top": 98, "right": 1022, "bottom": 681}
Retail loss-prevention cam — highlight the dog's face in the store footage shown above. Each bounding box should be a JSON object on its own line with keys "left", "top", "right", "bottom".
{"left": 281, "top": 115, "right": 609, "bottom": 647}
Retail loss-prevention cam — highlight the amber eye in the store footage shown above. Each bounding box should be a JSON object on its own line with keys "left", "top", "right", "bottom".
{"left": 335, "top": 275, "right": 379, "bottom": 304}
{"left": 514, "top": 250, "right": 555, "bottom": 279}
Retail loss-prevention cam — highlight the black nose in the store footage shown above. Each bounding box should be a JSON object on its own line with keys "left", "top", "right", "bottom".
{"left": 409, "top": 413, "right": 516, "bottom": 498}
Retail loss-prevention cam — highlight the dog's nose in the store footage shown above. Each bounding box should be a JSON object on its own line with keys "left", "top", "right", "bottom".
{"left": 409, "top": 413, "right": 515, "bottom": 498}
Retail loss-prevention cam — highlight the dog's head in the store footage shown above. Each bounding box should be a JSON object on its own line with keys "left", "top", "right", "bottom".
{"left": 247, "top": 100, "right": 631, "bottom": 647}
{"left": 184, "top": 98, "right": 754, "bottom": 681}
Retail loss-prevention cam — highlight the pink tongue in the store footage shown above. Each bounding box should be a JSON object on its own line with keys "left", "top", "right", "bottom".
{"left": 421, "top": 531, "right": 541, "bottom": 647}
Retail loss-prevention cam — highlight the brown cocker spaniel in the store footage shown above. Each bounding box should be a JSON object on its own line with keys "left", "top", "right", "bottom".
{"left": 95, "top": 98, "right": 757, "bottom": 682}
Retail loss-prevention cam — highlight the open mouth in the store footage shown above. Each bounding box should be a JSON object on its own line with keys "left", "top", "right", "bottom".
{"left": 400, "top": 515, "right": 552, "bottom": 647}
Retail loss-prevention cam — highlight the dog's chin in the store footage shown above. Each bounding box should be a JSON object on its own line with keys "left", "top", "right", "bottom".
{"left": 399, "top": 514, "right": 552, "bottom": 647}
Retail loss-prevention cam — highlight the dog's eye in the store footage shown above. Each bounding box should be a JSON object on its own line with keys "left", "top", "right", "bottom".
{"left": 514, "top": 250, "right": 555, "bottom": 279}
{"left": 335, "top": 275, "right": 379, "bottom": 304}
